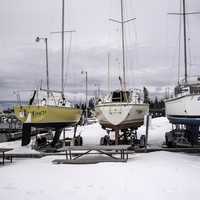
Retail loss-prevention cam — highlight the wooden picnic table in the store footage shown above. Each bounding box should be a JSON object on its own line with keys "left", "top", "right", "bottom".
{"left": 57, "top": 145, "right": 132, "bottom": 163}
{"left": 0, "top": 148, "right": 13, "bottom": 165}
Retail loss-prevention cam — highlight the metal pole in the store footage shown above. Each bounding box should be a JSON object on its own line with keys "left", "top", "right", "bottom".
{"left": 45, "top": 38, "right": 50, "bottom": 98}
{"left": 85, "top": 71, "right": 88, "bottom": 124}
{"left": 183, "top": 0, "right": 188, "bottom": 83}
{"left": 120, "top": 0, "right": 126, "bottom": 90}
{"left": 145, "top": 114, "right": 149, "bottom": 152}
{"left": 61, "top": 0, "right": 65, "bottom": 96}
{"left": 98, "top": 85, "right": 101, "bottom": 98}
{"left": 107, "top": 53, "right": 111, "bottom": 93}
{"left": 63, "top": 128, "right": 65, "bottom": 148}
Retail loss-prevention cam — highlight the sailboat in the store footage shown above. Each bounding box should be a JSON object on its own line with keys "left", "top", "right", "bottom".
{"left": 95, "top": 0, "right": 149, "bottom": 132}
{"left": 165, "top": 0, "right": 200, "bottom": 126}
{"left": 14, "top": 0, "right": 81, "bottom": 146}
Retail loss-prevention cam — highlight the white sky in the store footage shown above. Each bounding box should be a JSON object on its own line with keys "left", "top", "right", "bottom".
{"left": 0, "top": 0, "right": 200, "bottom": 101}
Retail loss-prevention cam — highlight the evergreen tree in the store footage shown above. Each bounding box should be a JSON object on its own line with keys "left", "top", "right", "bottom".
{"left": 88, "top": 97, "right": 95, "bottom": 110}
{"left": 143, "top": 87, "right": 150, "bottom": 103}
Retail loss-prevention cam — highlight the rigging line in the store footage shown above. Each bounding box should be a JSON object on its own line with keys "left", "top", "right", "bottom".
{"left": 108, "top": 0, "right": 115, "bottom": 89}
{"left": 65, "top": 0, "right": 69, "bottom": 88}
{"left": 178, "top": 0, "right": 182, "bottom": 84}
{"left": 66, "top": 0, "right": 71, "bottom": 28}
{"left": 116, "top": 1, "right": 122, "bottom": 87}
{"left": 126, "top": 0, "right": 133, "bottom": 80}
{"left": 106, "top": 0, "right": 112, "bottom": 92}
{"left": 170, "top": 22, "right": 177, "bottom": 81}
{"left": 186, "top": 13, "right": 192, "bottom": 78}
{"left": 129, "top": 0, "right": 137, "bottom": 86}
{"left": 166, "top": 0, "right": 170, "bottom": 73}
{"left": 106, "top": 0, "right": 111, "bottom": 47}
{"left": 61, "top": 0, "right": 65, "bottom": 95}
{"left": 124, "top": 0, "right": 129, "bottom": 87}
{"left": 130, "top": 0, "right": 139, "bottom": 77}
{"left": 169, "top": 0, "right": 182, "bottom": 84}
{"left": 64, "top": 32, "right": 73, "bottom": 87}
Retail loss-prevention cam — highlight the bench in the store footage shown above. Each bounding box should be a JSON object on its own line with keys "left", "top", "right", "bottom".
{"left": 53, "top": 145, "right": 132, "bottom": 164}
{"left": 0, "top": 148, "right": 13, "bottom": 165}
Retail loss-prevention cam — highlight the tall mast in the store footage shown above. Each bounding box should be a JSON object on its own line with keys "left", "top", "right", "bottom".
{"left": 120, "top": 0, "right": 126, "bottom": 90}
{"left": 169, "top": 0, "right": 200, "bottom": 84}
{"left": 61, "top": 0, "right": 65, "bottom": 96}
{"left": 109, "top": 0, "right": 135, "bottom": 91}
{"left": 51, "top": 0, "right": 75, "bottom": 96}
{"left": 182, "top": 0, "right": 188, "bottom": 83}
{"left": 45, "top": 38, "right": 50, "bottom": 98}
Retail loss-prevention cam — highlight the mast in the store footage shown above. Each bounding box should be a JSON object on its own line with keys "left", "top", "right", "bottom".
{"left": 120, "top": 0, "right": 126, "bottom": 90}
{"left": 45, "top": 38, "right": 50, "bottom": 98}
{"left": 61, "top": 0, "right": 65, "bottom": 96}
{"left": 51, "top": 0, "right": 75, "bottom": 96}
{"left": 109, "top": 0, "right": 135, "bottom": 91}
{"left": 182, "top": 0, "right": 188, "bottom": 83}
{"left": 169, "top": 0, "right": 200, "bottom": 84}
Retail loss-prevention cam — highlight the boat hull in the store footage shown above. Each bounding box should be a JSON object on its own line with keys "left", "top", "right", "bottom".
{"left": 95, "top": 103, "right": 149, "bottom": 130}
{"left": 14, "top": 105, "right": 81, "bottom": 126}
{"left": 165, "top": 94, "right": 200, "bottom": 125}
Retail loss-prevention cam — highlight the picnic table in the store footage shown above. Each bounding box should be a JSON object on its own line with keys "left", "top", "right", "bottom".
{"left": 53, "top": 145, "right": 132, "bottom": 164}
{"left": 0, "top": 148, "right": 13, "bottom": 165}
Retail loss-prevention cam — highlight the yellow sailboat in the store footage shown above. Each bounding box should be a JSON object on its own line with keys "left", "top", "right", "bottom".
{"left": 14, "top": 1, "right": 82, "bottom": 145}
{"left": 14, "top": 90, "right": 81, "bottom": 146}
{"left": 14, "top": 100, "right": 81, "bottom": 125}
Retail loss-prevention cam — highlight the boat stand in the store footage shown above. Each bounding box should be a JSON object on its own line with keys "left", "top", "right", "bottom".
{"left": 165, "top": 123, "right": 200, "bottom": 147}
{"left": 100, "top": 128, "right": 144, "bottom": 147}
{"left": 22, "top": 124, "right": 31, "bottom": 146}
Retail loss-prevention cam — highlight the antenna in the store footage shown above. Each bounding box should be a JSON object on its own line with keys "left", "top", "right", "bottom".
{"left": 109, "top": 0, "right": 136, "bottom": 91}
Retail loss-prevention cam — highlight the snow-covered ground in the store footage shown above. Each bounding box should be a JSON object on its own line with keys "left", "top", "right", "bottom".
{"left": 1, "top": 152, "right": 200, "bottom": 200}
{"left": 138, "top": 117, "right": 172, "bottom": 147}
{"left": 0, "top": 140, "right": 39, "bottom": 154}
{"left": 1, "top": 117, "right": 200, "bottom": 200}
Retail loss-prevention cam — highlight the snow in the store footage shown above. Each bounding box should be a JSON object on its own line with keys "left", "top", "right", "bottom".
{"left": 138, "top": 117, "right": 172, "bottom": 147}
{"left": 64, "top": 123, "right": 107, "bottom": 145}
{"left": 1, "top": 152, "right": 200, "bottom": 200}
{"left": 1, "top": 117, "right": 200, "bottom": 200}
{"left": 66, "top": 116, "right": 172, "bottom": 147}
{"left": 0, "top": 140, "right": 39, "bottom": 154}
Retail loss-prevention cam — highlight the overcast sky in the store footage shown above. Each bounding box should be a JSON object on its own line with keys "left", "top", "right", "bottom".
{"left": 0, "top": 0, "right": 200, "bottom": 101}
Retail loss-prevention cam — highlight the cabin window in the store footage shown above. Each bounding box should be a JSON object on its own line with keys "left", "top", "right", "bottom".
{"left": 175, "top": 86, "right": 190, "bottom": 96}
{"left": 190, "top": 86, "right": 200, "bottom": 94}
{"left": 111, "top": 91, "right": 130, "bottom": 102}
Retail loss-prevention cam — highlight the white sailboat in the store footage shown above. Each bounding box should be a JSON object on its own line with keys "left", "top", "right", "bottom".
{"left": 95, "top": 0, "right": 149, "bottom": 132}
{"left": 165, "top": 0, "right": 200, "bottom": 126}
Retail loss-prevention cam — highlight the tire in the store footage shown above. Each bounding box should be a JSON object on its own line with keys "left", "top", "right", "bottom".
{"left": 165, "top": 136, "right": 173, "bottom": 148}
{"left": 79, "top": 136, "right": 83, "bottom": 146}
{"left": 139, "top": 135, "right": 146, "bottom": 148}
{"left": 100, "top": 137, "right": 105, "bottom": 145}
